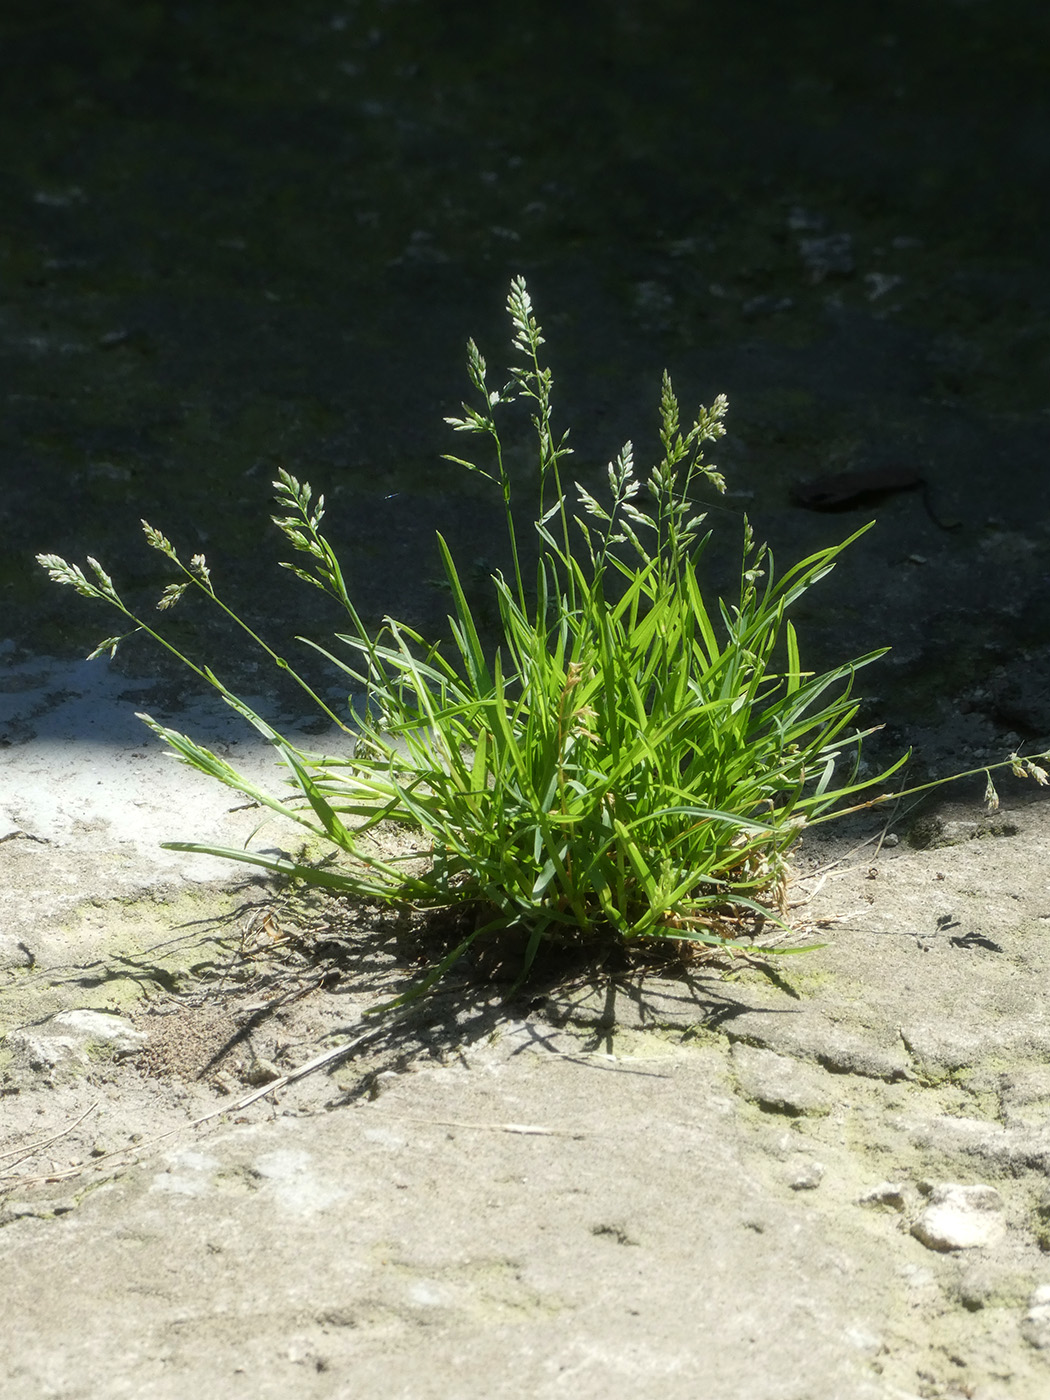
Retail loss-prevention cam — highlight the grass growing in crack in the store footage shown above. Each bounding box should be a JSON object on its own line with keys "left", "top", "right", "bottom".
{"left": 38, "top": 277, "right": 1048, "bottom": 1006}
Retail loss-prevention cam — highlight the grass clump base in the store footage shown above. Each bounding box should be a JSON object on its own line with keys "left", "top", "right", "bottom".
{"left": 40, "top": 278, "right": 1043, "bottom": 1007}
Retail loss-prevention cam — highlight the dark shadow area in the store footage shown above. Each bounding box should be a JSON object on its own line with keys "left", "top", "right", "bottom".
{"left": 227, "top": 902, "right": 809, "bottom": 1081}
{"left": 2, "top": 885, "right": 813, "bottom": 1096}
{"left": 0, "top": 0, "right": 1047, "bottom": 770}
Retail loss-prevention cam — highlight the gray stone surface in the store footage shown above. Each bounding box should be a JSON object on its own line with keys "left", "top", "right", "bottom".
{"left": 730, "top": 1042, "right": 833, "bottom": 1116}
{"left": 4, "top": 738, "right": 1050, "bottom": 1396}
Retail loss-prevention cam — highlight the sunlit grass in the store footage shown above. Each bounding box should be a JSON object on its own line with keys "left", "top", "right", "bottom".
{"left": 40, "top": 278, "right": 1046, "bottom": 1005}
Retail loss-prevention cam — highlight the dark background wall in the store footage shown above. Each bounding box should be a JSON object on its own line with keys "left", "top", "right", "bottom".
{"left": 3, "top": 0, "right": 1049, "bottom": 760}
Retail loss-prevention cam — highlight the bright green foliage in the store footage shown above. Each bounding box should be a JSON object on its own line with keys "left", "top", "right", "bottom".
{"left": 41, "top": 278, "right": 964, "bottom": 1001}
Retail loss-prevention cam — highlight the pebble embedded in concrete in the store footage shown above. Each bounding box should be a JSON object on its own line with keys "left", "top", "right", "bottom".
{"left": 0, "top": 933, "right": 35, "bottom": 969}
{"left": 858, "top": 1181, "right": 908, "bottom": 1212}
{"left": 787, "top": 1159, "right": 825, "bottom": 1191}
{"left": 4, "top": 1008, "right": 147, "bottom": 1078}
{"left": 911, "top": 1183, "right": 1006, "bottom": 1251}
{"left": 50, "top": 1009, "right": 148, "bottom": 1052}
{"left": 1021, "top": 1284, "right": 1050, "bottom": 1350}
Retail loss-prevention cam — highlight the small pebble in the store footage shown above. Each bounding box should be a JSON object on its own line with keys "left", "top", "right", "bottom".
{"left": 859, "top": 1181, "right": 906, "bottom": 1211}
{"left": 911, "top": 1183, "right": 1005, "bottom": 1251}
{"left": 788, "top": 1160, "right": 825, "bottom": 1191}
{"left": 1022, "top": 1284, "right": 1050, "bottom": 1350}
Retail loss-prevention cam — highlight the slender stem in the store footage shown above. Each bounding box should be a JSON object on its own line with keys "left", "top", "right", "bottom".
{"left": 493, "top": 434, "right": 527, "bottom": 617}
{"left": 97, "top": 600, "right": 220, "bottom": 690}
{"left": 805, "top": 753, "right": 1048, "bottom": 828}
{"left": 181, "top": 564, "right": 353, "bottom": 733}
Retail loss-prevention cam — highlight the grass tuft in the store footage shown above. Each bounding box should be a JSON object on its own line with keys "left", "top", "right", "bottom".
{"left": 39, "top": 278, "right": 1046, "bottom": 1006}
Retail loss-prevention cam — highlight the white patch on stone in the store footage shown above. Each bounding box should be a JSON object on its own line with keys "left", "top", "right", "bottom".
{"left": 52, "top": 1009, "right": 147, "bottom": 1051}
{"left": 897, "top": 1261, "right": 936, "bottom": 1291}
{"left": 407, "top": 1279, "right": 452, "bottom": 1308}
{"left": 362, "top": 1125, "right": 408, "bottom": 1149}
{"left": 253, "top": 1148, "right": 347, "bottom": 1216}
{"left": 5, "top": 1031, "right": 80, "bottom": 1070}
{"left": 844, "top": 1324, "right": 884, "bottom": 1354}
{"left": 5, "top": 1009, "right": 145, "bottom": 1075}
{"left": 911, "top": 1183, "right": 1005, "bottom": 1251}
{"left": 151, "top": 1151, "right": 221, "bottom": 1197}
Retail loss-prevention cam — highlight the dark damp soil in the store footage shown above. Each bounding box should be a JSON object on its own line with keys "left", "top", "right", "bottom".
{"left": 3, "top": 0, "right": 1050, "bottom": 771}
